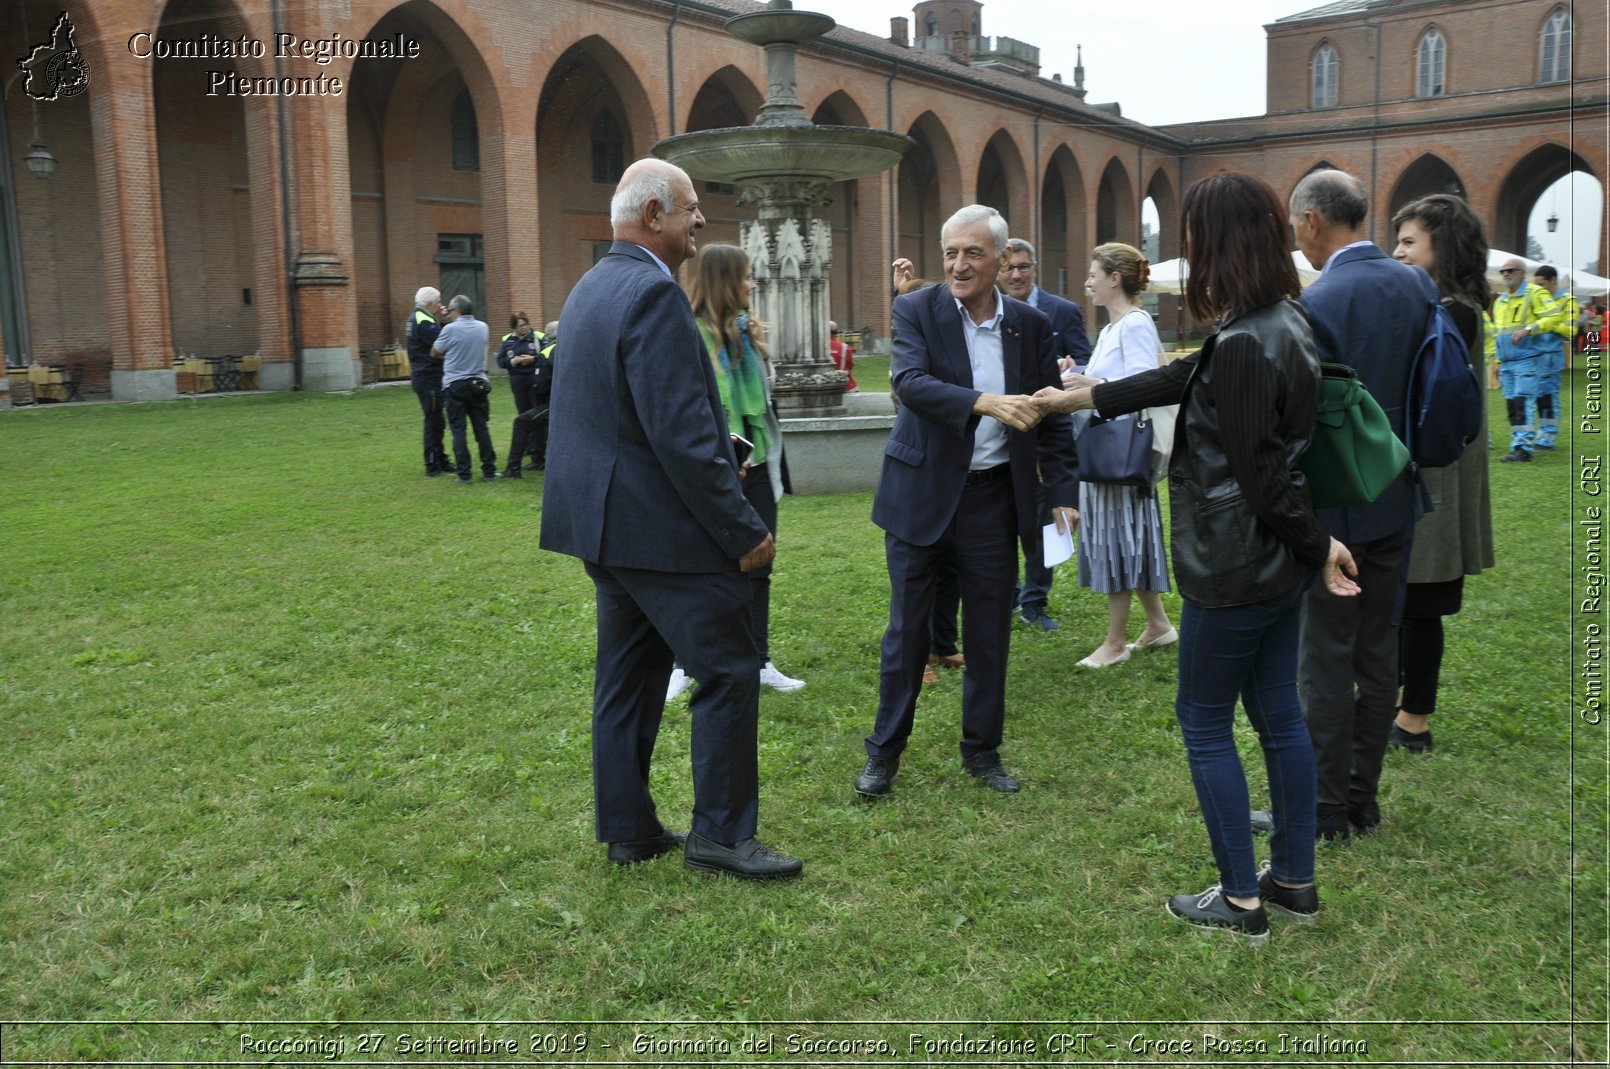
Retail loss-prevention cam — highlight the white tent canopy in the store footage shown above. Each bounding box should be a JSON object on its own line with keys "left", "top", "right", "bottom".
{"left": 1146, "top": 251, "right": 1321, "bottom": 295}
{"left": 1149, "top": 249, "right": 1608, "bottom": 299}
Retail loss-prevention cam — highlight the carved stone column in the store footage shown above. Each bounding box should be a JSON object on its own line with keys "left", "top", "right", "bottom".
{"left": 743, "top": 213, "right": 847, "bottom": 415}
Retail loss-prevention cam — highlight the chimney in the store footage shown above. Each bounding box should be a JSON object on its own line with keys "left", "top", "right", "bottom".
{"left": 889, "top": 16, "right": 908, "bottom": 46}
{"left": 949, "top": 29, "right": 970, "bottom": 62}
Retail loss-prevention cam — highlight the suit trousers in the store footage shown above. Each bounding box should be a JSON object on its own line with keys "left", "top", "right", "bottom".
{"left": 584, "top": 560, "right": 761, "bottom": 846}
{"left": 868, "top": 472, "right": 1018, "bottom": 763}
{"left": 1298, "top": 530, "right": 1406, "bottom": 810}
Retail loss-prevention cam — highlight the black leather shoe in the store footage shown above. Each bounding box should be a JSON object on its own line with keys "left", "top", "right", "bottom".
{"left": 1256, "top": 808, "right": 1354, "bottom": 842}
{"left": 606, "top": 829, "right": 686, "bottom": 866}
{"left": 1348, "top": 801, "right": 1380, "bottom": 835}
{"left": 1250, "top": 809, "right": 1274, "bottom": 834}
{"left": 1500, "top": 448, "right": 1532, "bottom": 462}
{"left": 964, "top": 755, "right": 1021, "bottom": 793}
{"left": 855, "top": 755, "right": 899, "bottom": 798}
{"left": 500, "top": 468, "right": 523, "bottom": 480}
{"left": 683, "top": 832, "right": 803, "bottom": 880}
{"left": 1316, "top": 806, "right": 1352, "bottom": 845}
{"left": 1257, "top": 861, "right": 1319, "bottom": 923}
{"left": 1166, "top": 884, "right": 1269, "bottom": 945}
{"left": 1388, "top": 723, "right": 1433, "bottom": 753}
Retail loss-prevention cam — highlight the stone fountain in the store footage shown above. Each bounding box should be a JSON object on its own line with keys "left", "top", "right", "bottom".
{"left": 655, "top": 0, "right": 912, "bottom": 416}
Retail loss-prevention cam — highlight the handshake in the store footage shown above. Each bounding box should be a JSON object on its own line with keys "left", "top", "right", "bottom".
{"left": 975, "top": 386, "right": 1093, "bottom": 430}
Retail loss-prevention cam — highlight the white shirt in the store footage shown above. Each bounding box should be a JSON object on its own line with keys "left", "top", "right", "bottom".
{"left": 955, "top": 291, "right": 1009, "bottom": 470}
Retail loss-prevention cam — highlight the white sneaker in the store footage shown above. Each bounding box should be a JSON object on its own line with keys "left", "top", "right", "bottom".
{"left": 666, "top": 667, "right": 691, "bottom": 701}
{"left": 759, "top": 661, "right": 805, "bottom": 693}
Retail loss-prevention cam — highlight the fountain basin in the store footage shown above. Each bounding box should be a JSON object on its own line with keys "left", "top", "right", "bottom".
{"left": 723, "top": 9, "right": 836, "bottom": 45}
{"left": 656, "top": 125, "right": 913, "bottom": 187}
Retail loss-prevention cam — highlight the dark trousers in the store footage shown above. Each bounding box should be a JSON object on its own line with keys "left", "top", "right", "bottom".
{"left": 506, "top": 374, "right": 546, "bottom": 465}
{"left": 412, "top": 375, "right": 448, "bottom": 472}
{"left": 742, "top": 463, "right": 778, "bottom": 660}
{"left": 929, "top": 559, "right": 961, "bottom": 657}
{"left": 507, "top": 403, "right": 550, "bottom": 471}
{"left": 1176, "top": 584, "right": 1316, "bottom": 898}
{"left": 584, "top": 560, "right": 760, "bottom": 845}
{"left": 1298, "top": 530, "right": 1406, "bottom": 810}
{"left": 445, "top": 379, "right": 497, "bottom": 477}
{"left": 868, "top": 472, "right": 1017, "bottom": 763}
{"left": 1016, "top": 484, "right": 1054, "bottom": 612}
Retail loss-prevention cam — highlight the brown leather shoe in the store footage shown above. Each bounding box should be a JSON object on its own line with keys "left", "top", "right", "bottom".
{"left": 929, "top": 652, "right": 965, "bottom": 668}
{"left": 922, "top": 664, "right": 939, "bottom": 686}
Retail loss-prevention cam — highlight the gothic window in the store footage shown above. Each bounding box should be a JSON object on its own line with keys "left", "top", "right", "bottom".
{"left": 1540, "top": 8, "right": 1572, "bottom": 84}
{"left": 1415, "top": 27, "right": 1445, "bottom": 98}
{"left": 590, "top": 111, "right": 624, "bottom": 184}
{"left": 451, "top": 90, "right": 479, "bottom": 172}
{"left": 924, "top": 13, "right": 938, "bottom": 36}
{"left": 1311, "top": 43, "right": 1338, "bottom": 108}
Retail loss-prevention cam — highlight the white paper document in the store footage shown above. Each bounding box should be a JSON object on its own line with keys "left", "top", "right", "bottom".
{"left": 1041, "top": 520, "right": 1075, "bottom": 568}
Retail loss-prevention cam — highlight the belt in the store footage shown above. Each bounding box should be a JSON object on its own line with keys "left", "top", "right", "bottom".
{"left": 964, "top": 463, "right": 1010, "bottom": 486}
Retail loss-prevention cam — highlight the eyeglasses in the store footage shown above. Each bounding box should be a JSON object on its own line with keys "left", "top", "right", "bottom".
{"left": 1500, "top": 268, "right": 1523, "bottom": 274}
{"left": 1003, "top": 264, "right": 1036, "bottom": 275}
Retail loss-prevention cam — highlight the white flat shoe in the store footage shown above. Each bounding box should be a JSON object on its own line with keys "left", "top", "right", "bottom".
{"left": 1128, "top": 627, "right": 1179, "bottom": 651}
{"left": 1077, "top": 648, "right": 1131, "bottom": 669}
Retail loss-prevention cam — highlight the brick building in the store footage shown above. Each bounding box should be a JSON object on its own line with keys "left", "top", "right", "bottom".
{"left": 1, "top": 0, "right": 1603, "bottom": 400}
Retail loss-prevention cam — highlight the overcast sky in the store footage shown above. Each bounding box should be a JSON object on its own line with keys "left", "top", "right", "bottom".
{"left": 802, "top": 0, "right": 1602, "bottom": 271}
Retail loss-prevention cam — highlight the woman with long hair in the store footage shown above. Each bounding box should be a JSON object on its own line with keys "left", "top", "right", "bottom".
{"left": 1388, "top": 194, "right": 1495, "bottom": 753}
{"left": 666, "top": 243, "right": 804, "bottom": 699}
{"left": 1034, "top": 172, "right": 1358, "bottom": 943}
{"left": 1060, "top": 243, "right": 1175, "bottom": 668}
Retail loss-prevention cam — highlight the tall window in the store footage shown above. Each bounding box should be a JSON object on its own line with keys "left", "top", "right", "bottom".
{"left": 924, "top": 13, "right": 938, "bottom": 36}
{"left": 1311, "top": 43, "right": 1338, "bottom": 108}
{"left": 590, "top": 111, "right": 624, "bottom": 184}
{"left": 1540, "top": 8, "right": 1572, "bottom": 84}
{"left": 1416, "top": 28, "right": 1445, "bottom": 98}
{"left": 451, "top": 90, "right": 479, "bottom": 172}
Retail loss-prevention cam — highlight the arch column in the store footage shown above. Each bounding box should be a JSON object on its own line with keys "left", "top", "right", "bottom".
{"left": 92, "top": 53, "right": 176, "bottom": 401}
{"left": 284, "top": 90, "right": 360, "bottom": 392}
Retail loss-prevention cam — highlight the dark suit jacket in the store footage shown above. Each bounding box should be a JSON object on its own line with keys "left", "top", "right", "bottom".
{"left": 872, "top": 283, "right": 1079, "bottom": 549}
{"left": 1299, "top": 243, "right": 1438, "bottom": 544}
{"left": 539, "top": 241, "right": 769, "bottom": 572}
{"left": 1032, "top": 286, "right": 1092, "bottom": 364}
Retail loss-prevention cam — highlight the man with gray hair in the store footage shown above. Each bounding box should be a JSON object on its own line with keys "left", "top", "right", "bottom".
{"left": 1285, "top": 168, "right": 1437, "bottom": 843}
{"left": 540, "top": 157, "right": 801, "bottom": 880}
{"left": 406, "top": 285, "right": 450, "bottom": 476}
{"left": 855, "top": 204, "right": 1079, "bottom": 799}
{"left": 430, "top": 294, "right": 497, "bottom": 482}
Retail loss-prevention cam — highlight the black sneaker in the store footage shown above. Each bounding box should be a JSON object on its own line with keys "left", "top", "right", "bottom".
{"left": 1500, "top": 448, "right": 1532, "bottom": 462}
{"left": 1256, "top": 861, "right": 1319, "bottom": 924}
{"left": 1388, "top": 723, "right": 1433, "bottom": 753}
{"left": 854, "top": 755, "right": 899, "bottom": 798}
{"left": 1165, "top": 884, "right": 1269, "bottom": 945}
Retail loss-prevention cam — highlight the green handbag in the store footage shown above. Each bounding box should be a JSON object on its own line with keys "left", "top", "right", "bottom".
{"left": 1300, "top": 362, "right": 1410, "bottom": 508}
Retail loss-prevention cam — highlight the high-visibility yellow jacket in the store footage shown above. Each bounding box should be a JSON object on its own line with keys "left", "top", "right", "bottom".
{"left": 1492, "top": 281, "right": 1554, "bottom": 336}
{"left": 1541, "top": 289, "right": 1579, "bottom": 340}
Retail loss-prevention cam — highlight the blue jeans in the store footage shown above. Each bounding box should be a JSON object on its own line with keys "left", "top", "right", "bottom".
{"left": 1175, "top": 583, "right": 1316, "bottom": 898}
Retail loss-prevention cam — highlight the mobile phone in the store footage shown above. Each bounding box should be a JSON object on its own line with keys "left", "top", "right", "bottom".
{"left": 731, "top": 433, "right": 754, "bottom": 465}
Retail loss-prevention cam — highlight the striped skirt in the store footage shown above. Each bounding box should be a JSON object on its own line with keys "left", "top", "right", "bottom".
{"left": 1075, "top": 480, "right": 1171, "bottom": 594}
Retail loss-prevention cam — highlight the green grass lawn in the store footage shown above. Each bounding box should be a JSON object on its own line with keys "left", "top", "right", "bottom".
{"left": 0, "top": 375, "right": 1601, "bottom": 1063}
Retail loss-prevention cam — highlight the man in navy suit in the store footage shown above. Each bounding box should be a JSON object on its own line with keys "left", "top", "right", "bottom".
{"left": 1289, "top": 169, "right": 1436, "bottom": 844}
{"left": 539, "top": 158, "right": 802, "bottom": 880}
{"left": 1001, "top": 237, "right": 1093, "bottom": 631}
{"left": 855, "top": 205, "right": 1080, "bottom": 799}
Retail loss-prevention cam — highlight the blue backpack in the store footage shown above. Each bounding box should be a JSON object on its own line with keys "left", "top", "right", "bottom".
{"left": 1404, "top": 298, "right": 1483, "bottom": 469}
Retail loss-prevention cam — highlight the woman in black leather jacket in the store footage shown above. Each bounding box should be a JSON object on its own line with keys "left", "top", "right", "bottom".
{"left": 1034, "top": 172, "right": 1358, "bottom": 944}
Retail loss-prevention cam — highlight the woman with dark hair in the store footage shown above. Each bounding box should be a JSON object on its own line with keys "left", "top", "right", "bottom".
{"left": 1060, "top": 242, "right": 1175, "bottom": 668}
{"left": 1388, "top": 194, "right": 1495, "bottom": 753}
{"left": 1034, "top": 171, "right": 1358, "bottom": 944}
{"left": 666, "top": 244, "right": 804, "bottom": 700}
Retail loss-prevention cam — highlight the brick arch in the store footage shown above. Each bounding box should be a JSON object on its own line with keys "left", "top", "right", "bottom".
{"left": 899, "top": 110, "right": 964, "bottom": 282}
{"left": 976, "top": 128, "right": 1029, "bottom": 236}
{"left": 535, "top": 36, "right": 659, "bottom": 317}
{"left": 1038, "top": 143, "right": 1086, "bottom": 300}
{"left": 1386, "top": 153, "right": 1468, "bottom": 221}
{"left": 810, "top": 90, "right": 871, "bottom": 128}
{"left": 1095, "top": 156, "right": 1136, "bottom": 246}
{"left": 1494, "top": 141, "right": 1597, "bottom": 256}
{"left": 685, "top": 65, "right": 764, "bottom": 133}
{"left": 1144, "top": 167, "right": 1179, "bottom": 260}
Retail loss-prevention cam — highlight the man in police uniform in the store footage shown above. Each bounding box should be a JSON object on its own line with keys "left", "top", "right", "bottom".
{"left": 407, "top": 286, "right": 450, "bottom": 476}
{"left": 1492, "top": 258, "right": 1556, "bottom": 462}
